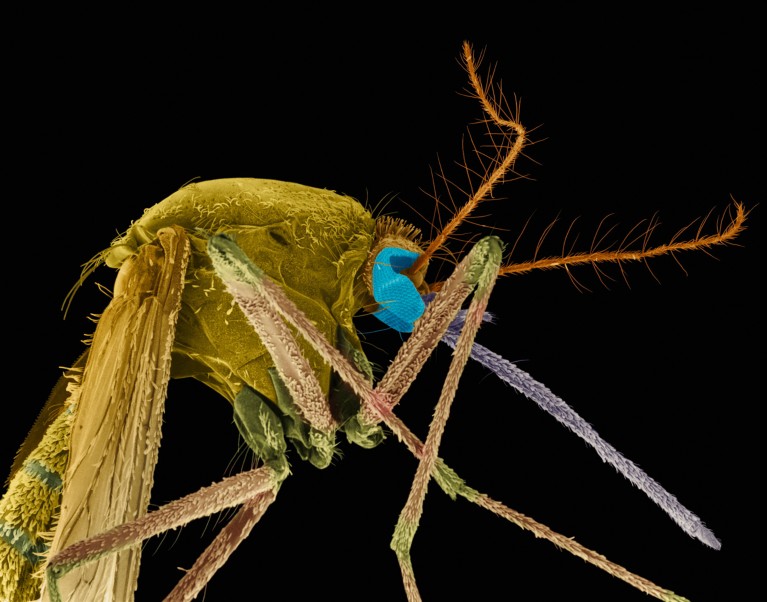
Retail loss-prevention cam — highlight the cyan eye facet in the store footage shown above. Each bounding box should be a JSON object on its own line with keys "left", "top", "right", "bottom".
{"left": 372, "top": 247, "right": 425, "bottom": 333}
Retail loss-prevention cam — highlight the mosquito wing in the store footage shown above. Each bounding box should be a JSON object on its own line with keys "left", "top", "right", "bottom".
{"left": 41, "top": 225, "right": 190, "bottom": 601}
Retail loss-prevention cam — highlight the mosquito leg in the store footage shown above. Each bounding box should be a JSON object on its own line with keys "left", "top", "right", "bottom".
{"left": 164, "top": 490, "right": 277, "bottom": 602}
{"left": 208, "top": 234, "right": 691, "bottom": 600}
{"left": 473, "top": 493, "right": 692, "bottom": 602}
{"left": 372, "top": 396, "right": 692, "bottom": 602}
{"left": 207, "top": 234, "right": 337, "bottom": 435}
{"left": 209, "top": 234, "right": 495, "bottom": 427}
{"left": 390, "top": 236, "right": 502, "bottom": 602}
{"left": 45, "top": 465, "right": 283, "bottom": 602}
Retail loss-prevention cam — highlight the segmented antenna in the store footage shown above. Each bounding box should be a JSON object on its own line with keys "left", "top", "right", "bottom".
{"left": 412, "top": 42, "right": 747, "bottom": 290}
{"left": 499, "top": 201, "right": 747, "bottom": 282}
{"left": 406, "top": 41, "right": 527, "bottom": 277}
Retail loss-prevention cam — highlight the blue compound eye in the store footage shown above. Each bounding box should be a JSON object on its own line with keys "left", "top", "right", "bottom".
{"left": 371, "top": 247, "right": 426, "bottom": 333}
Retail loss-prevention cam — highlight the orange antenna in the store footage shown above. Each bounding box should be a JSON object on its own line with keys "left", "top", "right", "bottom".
{"left": 406, "top": 41, "right": 527, "bottom": 277}
{"left": 411, "top": 42, "right": 748, "bottom": 291}
{"left": 498, "top": 201, "right": 747, "bottom": 281}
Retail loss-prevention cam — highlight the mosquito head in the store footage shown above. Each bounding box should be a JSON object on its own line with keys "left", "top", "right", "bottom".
{"left": 358, "top": 216, "right": 431, "bottom": 332}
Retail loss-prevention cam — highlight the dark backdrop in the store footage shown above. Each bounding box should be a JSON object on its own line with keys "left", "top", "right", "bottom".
{"left": 5, "top": 12, "right": 762, "bottom": 602}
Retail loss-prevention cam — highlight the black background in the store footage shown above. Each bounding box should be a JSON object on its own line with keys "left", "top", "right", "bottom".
{"left": 4, "top": 11, "right": 763, "bottom": 602}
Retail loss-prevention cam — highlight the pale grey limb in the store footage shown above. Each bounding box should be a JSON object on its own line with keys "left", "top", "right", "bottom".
{"left": 442, "top": 308, "right": 721, "bottom": 550}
